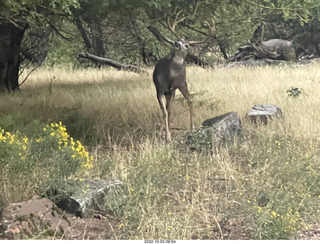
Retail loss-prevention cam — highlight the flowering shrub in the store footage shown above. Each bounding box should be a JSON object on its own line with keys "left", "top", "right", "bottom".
{"left": 38, "top": 122, "right": 93, "bottom": 178}
{"left": 0, "top": 121, "right": 93, "bottom": 205}
{"left": 0, "top": 128, "right": 30, "bottom": 173}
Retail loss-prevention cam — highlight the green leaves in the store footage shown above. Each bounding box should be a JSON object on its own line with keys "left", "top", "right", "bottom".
{"left": 4, "top": 0, "right": 320, "bottom": 69}
{"left": 1, "top": 0, "right": 80, "bottom": 21}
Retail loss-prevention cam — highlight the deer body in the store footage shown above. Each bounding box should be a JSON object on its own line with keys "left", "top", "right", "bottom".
{"left": 153, "top": 39, "right": 194, "bottom": 141}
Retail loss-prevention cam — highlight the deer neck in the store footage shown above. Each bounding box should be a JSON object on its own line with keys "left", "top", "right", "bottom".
{"left": 170, "top": 51, "right": 186, "bottom": 65}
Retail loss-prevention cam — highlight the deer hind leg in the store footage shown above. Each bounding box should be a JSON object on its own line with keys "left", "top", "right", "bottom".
{"left": 179, "top": 86, "right": 194, "bottom": 131}
{"left": 157, "top": 93, "right": 171, "bottom": 141}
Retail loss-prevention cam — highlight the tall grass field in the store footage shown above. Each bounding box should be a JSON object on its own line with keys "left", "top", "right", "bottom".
{"left": 1, "top": 63, "right": 320, "bottom": 239}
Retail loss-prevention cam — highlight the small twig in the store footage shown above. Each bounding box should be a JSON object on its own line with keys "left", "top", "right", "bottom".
{"left": 297, "top": 179, "right": 316, "bottom": 212}
{"left": 19, "top": 63, "right": 41, "bottom": 87}
{"left": 213, "top": 215, "right": 224, "bottom": 239}
{"left": 52, "top": 210, "right": 67, "bottom": 240}
{"left": 105, "top": 218, "right": 118, "bottom": 240}
{"left": 82, "top": 224, "right": 88, "bottom": 239}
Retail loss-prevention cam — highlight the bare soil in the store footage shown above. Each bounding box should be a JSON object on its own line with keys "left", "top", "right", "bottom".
{"left": 0, "top": 195, "right": 119, "bottom": 240}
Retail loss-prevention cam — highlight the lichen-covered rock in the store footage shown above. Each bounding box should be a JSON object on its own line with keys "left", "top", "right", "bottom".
{"left": 247, "top": 104, "right": 283, "bottom": 125}
{"left": 187, "top": 112, "right": 242, "bottom": 150}
{"left": 44, "top": 179, "right": 123, "bottom": 218}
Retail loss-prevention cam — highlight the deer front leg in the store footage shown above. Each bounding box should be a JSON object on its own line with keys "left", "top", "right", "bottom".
{"left": 187, "top": 99, "right": 194, "bottom": 131}
{"left": 157, "top": 94, "right": 171, "bottom": 141}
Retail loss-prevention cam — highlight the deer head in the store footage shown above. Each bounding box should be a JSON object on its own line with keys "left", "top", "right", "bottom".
{"left": 162, "top": 38, "right": 190, "bottom": 59}
{"left": 163, "top": 13, "right": 215, "bottom": 59}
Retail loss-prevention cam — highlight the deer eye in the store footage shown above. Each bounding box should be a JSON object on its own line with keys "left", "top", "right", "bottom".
{"left": 175, "top": 42, "right": 180, "bottom": 48}
{"left": 185, "top": 44, "right": 190, "bottom": 49}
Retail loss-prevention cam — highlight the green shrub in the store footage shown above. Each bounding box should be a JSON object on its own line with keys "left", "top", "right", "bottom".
{"left": 0, "top": 121, "right": 93, "bottom": 207}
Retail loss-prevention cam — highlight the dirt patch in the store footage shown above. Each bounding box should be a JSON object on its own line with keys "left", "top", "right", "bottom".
{"left": 0, "top": 195, "right": 119, "bottom": 240}
{"left": 296, "top": 224, "right": 320, "bottom": 240}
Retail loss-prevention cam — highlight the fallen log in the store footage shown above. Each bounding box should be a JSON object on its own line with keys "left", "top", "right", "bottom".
{"left": 78, "top": 52, "right": 146, "bottom": 73}
{"left": 228, "top": 39, "right": 296, "bottom": 64}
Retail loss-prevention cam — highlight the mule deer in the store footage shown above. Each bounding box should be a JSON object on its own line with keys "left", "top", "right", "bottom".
{"left": 153, "top": 16, "right": 214, "bottom": 141}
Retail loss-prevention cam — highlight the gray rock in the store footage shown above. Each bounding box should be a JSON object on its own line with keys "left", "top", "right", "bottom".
{"left": 44, "top": 179, "right": 123, "bottom": 218}
{"left": 187, "top": 112, "right": 242, "bottom": 150}
{"left": 247, "top": 104, "right": 283, "bottom": 124}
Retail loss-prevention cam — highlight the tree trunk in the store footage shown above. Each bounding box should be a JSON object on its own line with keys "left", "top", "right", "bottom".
{"left": 92, "top": 22, "right": 105, "bottom": 58}
{"left": 0, "top": 21, "right": 27, "bottom": 92}
{"left": 74, "top": 16, "right": 92, "bottom": 52}
{"left": 215, "top": 38, "right": 229, "bottom": 60}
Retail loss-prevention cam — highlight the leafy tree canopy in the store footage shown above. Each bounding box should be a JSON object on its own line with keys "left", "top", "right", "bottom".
{"left": 2, "top": 0, "right": 320, "bottom": 68}
{"left": 0, "top": 0, "right": 80, "bottom": 23}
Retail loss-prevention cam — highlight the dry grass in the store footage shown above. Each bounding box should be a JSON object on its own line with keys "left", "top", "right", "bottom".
{"left": 2, "top": 63, "right": 320, "bottom": 239}
{"left": 15, "top": 64, "right": 320, "bottom": 139}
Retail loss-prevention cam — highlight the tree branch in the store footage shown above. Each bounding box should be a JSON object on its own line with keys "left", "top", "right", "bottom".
{"left": 147, "top": 26, "right": 171, "bottom": 48}
{"left": 46, "top": 20, "right": 72, "bottom": 42}
{"left": 78, "top": 52, "right": 146, "bottom": 74}
{"left": 74, "top": 16, "right": 92, "bottom": 51}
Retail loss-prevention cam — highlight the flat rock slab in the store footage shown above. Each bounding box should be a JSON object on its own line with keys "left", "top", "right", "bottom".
{"left": 187, "top": 111, "right": 242, "bottom": 150}
{"left": 44, "top": 179, "right": 123, "bottom": 218}
{"left": 247, "top": 104, "right": 283, "bottom": 124}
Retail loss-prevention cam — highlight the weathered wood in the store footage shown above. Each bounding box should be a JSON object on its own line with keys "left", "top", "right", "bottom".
{"left": 251, "top": 39, "right": 296, "bottom": 61}
{"left": 187, "top": 112, "right": 242, "bottom": 150}
{"left": 78, "top": 52, "right": 146, "bottom": 74}
{"left": 247, "top": 104, "right": 283, "bottom": 125}
{"left": 44, "top": 179, "right": 123, "bottom": 218}
{"left": 228, "top": 39, "right": 296, "bottom": 65}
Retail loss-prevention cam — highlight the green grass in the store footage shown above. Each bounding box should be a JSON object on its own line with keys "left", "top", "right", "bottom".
{"left": 1, "top": 64, "right": 320, "bottom": 239}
